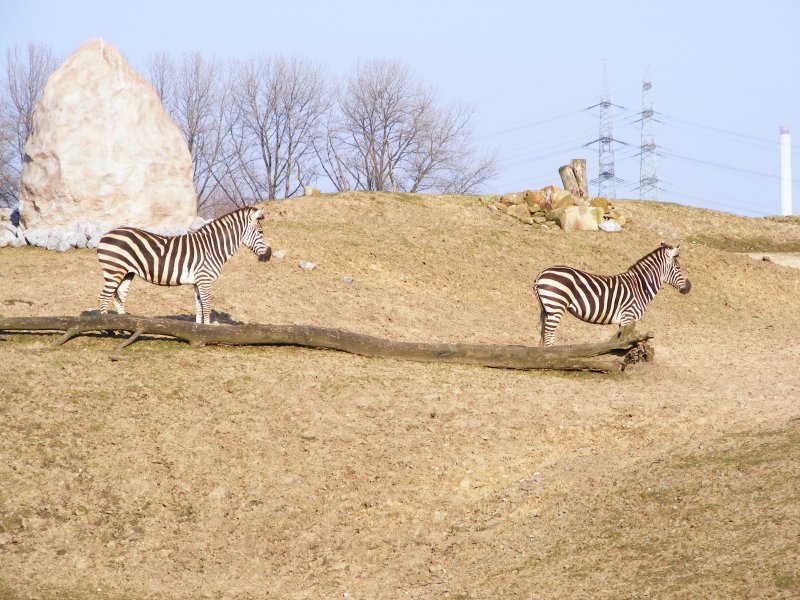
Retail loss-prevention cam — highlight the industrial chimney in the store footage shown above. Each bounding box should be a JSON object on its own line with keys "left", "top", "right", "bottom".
{"left": 780, "top": 125, "right": 792, "bottom": 216}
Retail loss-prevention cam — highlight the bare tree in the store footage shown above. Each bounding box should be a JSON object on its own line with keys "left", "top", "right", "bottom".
{"left": 146, "top": 51, "right": 176, "bottom": 108}
{"left": 407, "top": 103, "right": 498, "bottom": 194}
{"left": 0, "top": 42, "right": 59, "bottom": 207}
{"left": 317, "top": 60, "right": 495, "bottom": 195}
{"left": 0, "top": 107, "right": 18, "bottom": 208}
{"left": 224, "top": 55, "right": 329, "bottom": 203}
{"left": 146, "top": 52, "right": 236, "bottom": 215}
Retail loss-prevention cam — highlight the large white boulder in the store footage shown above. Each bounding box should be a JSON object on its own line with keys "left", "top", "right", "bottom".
{"left": 18, "top": 38, "right": 197, "bottom": 232}
{"left": 546, "top": 206, "right": 604, "bottom": 232}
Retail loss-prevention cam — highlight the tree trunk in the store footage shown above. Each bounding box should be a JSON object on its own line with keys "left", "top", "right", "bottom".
{"left": 558, "top": 164, "right": 580, "bottom": 196}
{"left": 571, "top": 158, "right": 588, "bottom": 197}
{"left": 0, "top": 315, "right": 654, "bottom": 373}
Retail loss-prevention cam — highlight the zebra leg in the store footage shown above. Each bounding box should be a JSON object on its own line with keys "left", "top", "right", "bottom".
{"left": 541, "top": 310, "right": 565, "bottom": 346}
{"left": 536, "top": 290, "right": 566, "bottom": 347}
{"left": 112, "top": 273, "right": 135, "bottom": 314}
{"left": 536, "top": 290, "right": 566, "bottom": 346}
{"left": 99, "top": 272, "right": 126, "bottom": 315}
{"left": 194, "top": 283, "right": 212, "bottom": 324}
{"left": 538, "top": 300, "right": 546, "bottom": 346}
{"left": 193, "top": 285, "right": 203, "bottom": 323}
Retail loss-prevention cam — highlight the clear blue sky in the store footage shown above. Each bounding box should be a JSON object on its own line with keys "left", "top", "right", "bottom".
{"left": 3, "top": 0, "right": 799, "bottom": 216}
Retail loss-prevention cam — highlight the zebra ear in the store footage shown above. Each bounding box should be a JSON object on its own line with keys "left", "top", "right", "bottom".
{"left": 667, "top": 245, "right": 679, "bottom": 258}
{"left": 251, "top": 208, "right": 264, "bottom": 222}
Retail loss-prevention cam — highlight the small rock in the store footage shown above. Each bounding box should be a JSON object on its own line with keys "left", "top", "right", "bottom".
{"left": 589, "top": 196, "right": 611, "bottom": 213}
{"left": 552, "top": 189, "right": 578, "bottom": 208}
{"left": 0, "top": 229, "right": 18, "bottom": 248}
{"left": 523, "top": 189, "right": 546, "bottom": 211}
{"left": 599, "top": 220, "right": 622, "bottom": 233}
{"left": 608, "top": 207, "right": 632, "bottom": 226}
{"left": 341, "top": 275, "right": 354, "bottom": 284}
{"left": 506, "top": 203, "right": 531, "bottom": 222}
{"left": 208, "top": 486, "right": 227, "bottom": 501}
{"left": 23, "top": 228, "right": 49, "bottom": 247}
{"left": 298, "top": 260, "right": 316, "bottom": 270}
{"left": 500, "top": 192, "right": 523, "bottom": 205}
{"left": 189, "top": 216, "right": 210, "bottom": 231}
{"left": 151, "top": 225, "right": 189, "bottom": 237}
{"left": 272, "top": 249, "right": 288, "bottom": 260}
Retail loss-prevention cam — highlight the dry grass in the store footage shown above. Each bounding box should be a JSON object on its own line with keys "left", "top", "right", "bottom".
{"left": 1, "top": 192, "right": 799, "bottom": 599}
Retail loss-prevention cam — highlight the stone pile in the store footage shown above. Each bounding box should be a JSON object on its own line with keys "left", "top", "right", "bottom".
{"left": 0, "top": 209, "right": 209, "bottom": 251}
{"left": 482, "top": 185, "right": 631, "bottom": 233}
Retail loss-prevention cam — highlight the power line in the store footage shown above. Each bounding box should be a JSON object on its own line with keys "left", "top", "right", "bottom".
{"left": 660, "top": 180, "right": 774, "bottom": 216}
{"left": 655, "top": 66, "right": 800, "bottom": 102}
{"left": 500, "top": 143, "right": 589, "bottom": 171}
{"left": 476, "top": 108, "right": 587, "bottom": 141}
{"left": 661, "top": 189, "right": 772, "bottom": 217}
{"left": 494, "top": 130, "right": 591, "bottom": 160}
{"left": 659, "top": 114, "right": 800, "bottom": 151}
{"left": 661, "top": 149, "right": 800, "bottom": 184}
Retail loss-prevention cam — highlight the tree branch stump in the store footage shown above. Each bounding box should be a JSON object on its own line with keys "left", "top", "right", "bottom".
{"left": 558, "top": 159, "right": 589, "bottom": 198}
{"left": 558, "top": 165, "right": 581, "bottom": 197}
{"left": 0, "top": 315, "right": 655, "bottom": 373}
{"left": 571, "top": 158, "right": 588, "bottom": 197}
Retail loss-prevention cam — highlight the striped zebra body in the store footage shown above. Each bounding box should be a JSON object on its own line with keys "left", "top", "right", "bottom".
{"left": 97, "top": 205, "right": 271, "bottom": 324}
{"left": 534, "top": 243, "right": 691, "bottom": 346}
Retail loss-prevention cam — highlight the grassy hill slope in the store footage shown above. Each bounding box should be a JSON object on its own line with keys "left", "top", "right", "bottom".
{"left": 1, "top": 192, "right": 798, "bottom": 599}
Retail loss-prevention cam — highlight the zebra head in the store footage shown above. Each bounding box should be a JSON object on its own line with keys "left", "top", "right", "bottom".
{"left": 663, "top": 244, "right": 691, "bottom": 294}
{"left": 243, "top": 205, "right": 272, "bottom": 262}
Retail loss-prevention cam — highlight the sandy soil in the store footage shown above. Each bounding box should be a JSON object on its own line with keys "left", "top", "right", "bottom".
{"left": 1, "top": 193, "right": 799, "bottom": 599}
{"left": 747, "top": 251, "right": 800, "bottom": 269}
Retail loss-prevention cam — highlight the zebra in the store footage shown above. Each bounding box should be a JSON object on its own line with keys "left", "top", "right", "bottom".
{"left": 534, "top": 243, "right": 691, "bottom": 346}
{"left": 97, "top": 204, "right": 272, "bottom": 324}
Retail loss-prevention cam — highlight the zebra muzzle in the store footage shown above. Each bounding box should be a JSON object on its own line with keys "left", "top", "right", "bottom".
{"left": 680, "top": 280, "right": 692, "bottom": 294}
{"left": 259, "top": 248, "right": 272, "bottom": 262}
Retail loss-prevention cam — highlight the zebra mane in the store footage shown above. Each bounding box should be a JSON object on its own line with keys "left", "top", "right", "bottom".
{"left": 627, "top": 244, "right": 673, "bottom": 272}
{"left": 194, "top": 206, "right": 255, "bottom": 234}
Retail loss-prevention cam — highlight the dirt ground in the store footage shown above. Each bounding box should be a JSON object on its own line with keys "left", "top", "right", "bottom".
{"left": 1, "top": 192, "right": 799, "bottom": 599}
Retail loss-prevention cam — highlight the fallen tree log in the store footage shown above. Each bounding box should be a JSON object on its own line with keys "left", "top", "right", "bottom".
{"left": 0, "top": 314, "right": 654, "bottom": 373}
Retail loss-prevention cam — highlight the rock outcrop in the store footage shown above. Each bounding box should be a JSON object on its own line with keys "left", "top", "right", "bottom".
{"left": 483, "top": 185, "right": 631, "bottom": 233}
{"left": 18, "top": 38, "right": 197, "bottom": 232}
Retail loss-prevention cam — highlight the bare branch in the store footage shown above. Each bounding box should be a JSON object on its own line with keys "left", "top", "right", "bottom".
{"left": 226, "top": 55, "right": 329, "bottom": 201}
{"left": 0, "top": 42, "right": 59, "bottom": 207}
{"left": 320, "top": 59, "right": 495, "bottom": 194}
